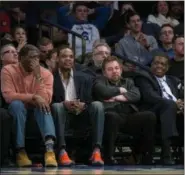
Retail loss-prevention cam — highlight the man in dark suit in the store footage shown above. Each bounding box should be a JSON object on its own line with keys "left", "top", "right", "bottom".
{"left": 93, "top": 56, "right": 156, "bottom": 165}
{"left": 135, "top": 52, "right": 184, "bottom": 165}
{"left": 51, "top": 46, "right": 105, "bottom": 166}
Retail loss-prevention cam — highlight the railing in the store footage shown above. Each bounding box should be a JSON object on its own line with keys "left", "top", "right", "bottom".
{"left": 39, "top": 18, "right": 86, "bottom": 64}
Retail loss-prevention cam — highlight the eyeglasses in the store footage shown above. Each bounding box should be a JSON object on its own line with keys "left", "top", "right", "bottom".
{"left": 2, "top": 50, "right": 18, "bottom": 55}
{"left": 94, "top": 51, "right": 110, "bottom": 56}
{"left": 161, "top": 31, "right": 173, "bottom": 35}
{"left": 76, "top": 9, "right": 88, "bottom": 13}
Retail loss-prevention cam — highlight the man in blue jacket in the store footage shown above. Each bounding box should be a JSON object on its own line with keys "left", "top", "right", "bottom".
{"left": 57, "top": 2, "right": 111, "bottom": 57}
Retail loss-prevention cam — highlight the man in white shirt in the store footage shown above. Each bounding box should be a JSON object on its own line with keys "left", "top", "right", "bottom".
{"left": 51, "top": 46, "right": 105, "bottom": 166}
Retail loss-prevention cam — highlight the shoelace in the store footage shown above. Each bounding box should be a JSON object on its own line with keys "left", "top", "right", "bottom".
{"left": 93, "top": 152, "right": 102, "bottom": 161}
{"left": 61, "top": 153, "right": 71, "bottom": 162}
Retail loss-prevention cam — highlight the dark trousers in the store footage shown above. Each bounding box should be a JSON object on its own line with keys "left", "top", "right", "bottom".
{"left": 51, "top": 101, "right": 105, "bottom": 150}
{"left": 176, "top": 113, "right": 184, "bottom": 146}
{"left": 103, "top": 111, "right": 156, "bottom": 159}
{"left": 150, "top": 99, "right": 178, "bottom": 139}
{"left": 0, "top": 108, "right": 12, "bottom": 166}
{"left": 149, "top": 100, "right": 179, "bottom": 158}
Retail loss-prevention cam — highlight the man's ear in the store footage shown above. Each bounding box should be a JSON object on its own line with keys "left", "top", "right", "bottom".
{"left": 102, "top": 69, "right": 106, "bottom": 76}
{"left": 159, "top": 34, "right": 162, "bottom": 42}
{"left": 165, "top": 64, "right": 169, "bottom": 72}
{"left": 45, "top": 59, "right": 50, "bottom": 66}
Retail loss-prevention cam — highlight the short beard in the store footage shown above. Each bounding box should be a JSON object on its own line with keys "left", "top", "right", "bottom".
{"left": 93, "top": 60, "right": 104, "bottom": 68}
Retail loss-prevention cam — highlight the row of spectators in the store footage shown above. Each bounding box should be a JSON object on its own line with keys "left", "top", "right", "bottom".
{"left": 0, "top": 1, "right": 184, "bottom": 168}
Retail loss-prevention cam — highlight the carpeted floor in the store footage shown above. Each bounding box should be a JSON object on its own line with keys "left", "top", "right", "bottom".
{"left": 0, "top": 165, "right": 184, "bottom": 174}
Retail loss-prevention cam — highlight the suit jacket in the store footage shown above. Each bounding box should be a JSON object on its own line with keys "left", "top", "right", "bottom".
{"left": 52, "top": 70, "right": 93, "bottom": 104}
{"left": 92, "top": 76, "right": 140, "bottom": 114}
{"left": 134, "top": 71, "right": 183, "bottom": 110}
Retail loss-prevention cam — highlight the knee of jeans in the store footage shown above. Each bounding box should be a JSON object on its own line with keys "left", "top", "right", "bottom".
{"left": 9, "top": 100, "right": 25, "bottom": 112}
{"left": 91, "top": 101, "right": 104, "bottom": 110}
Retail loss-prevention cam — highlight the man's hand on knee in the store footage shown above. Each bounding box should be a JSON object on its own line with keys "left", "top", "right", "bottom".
{"left": 32, "top": 95, "right": 50, "bottom": 113}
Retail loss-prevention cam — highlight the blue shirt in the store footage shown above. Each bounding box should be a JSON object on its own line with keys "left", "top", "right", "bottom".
{"left": 153, "top": 47, "right": 175, "bottom": 60}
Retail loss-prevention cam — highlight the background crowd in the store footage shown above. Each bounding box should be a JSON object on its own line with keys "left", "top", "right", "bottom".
{"left": 0, "top": 1, "right": 184, "bottom": 168}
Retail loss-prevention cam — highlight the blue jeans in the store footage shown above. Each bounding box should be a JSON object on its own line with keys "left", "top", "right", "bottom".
{"left": 52, "top": 101, "right": 105, "bottom": 148}
{"left": 8, "top": 100, "right": 56, "bottom": 148}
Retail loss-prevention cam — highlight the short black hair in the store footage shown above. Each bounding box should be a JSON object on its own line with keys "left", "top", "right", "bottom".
{"left": 12, "top": 25, "right": 26, "bottom": 37}
{"left": 19, "top": 44, "right": 40, "bottom": 58}
{"left": 46, "top": 48, "right": 57, "bottom": 60}
{"left": 172, "top": 34, "right": 184, "bottom": 44}
{"left": 73, "top": 2, "right": 88, "bottom": 12}
{"left": 152, "top": 51, "right": 170, "bottom": 64}
{"left": 124, "top": 10, "right": 140, "bottom": 24}
{"left": 57, "top": 45, "right": 73, "bottom": 56}
{"left": 151, "top": 1, "right": 170, "bottom": 17}
{"left": 160, "top": 24, "right": 174, "bottom": 34}
{"left": 37, "top": 37, "right": 53, "bottom": 47}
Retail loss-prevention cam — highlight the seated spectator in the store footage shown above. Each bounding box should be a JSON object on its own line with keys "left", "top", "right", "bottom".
{"left": 120, "top": 2, "right": 135, "bottom": 16}
{"left": 37, "top": 37, "right": 54, "bottom": 67}
{"left": 58, "top": 2, "right": 111, "bottom": 57}
{"left": 105, "top": 12, "right": 161, "bottom": 48}
{"left": 147, "top": 1, "right": 179, "bottom": 27}
{"left": 115, "top": 10, "right": 158, "bottom": 65}
{"left": 82, "top": 42, "right": 111, "bottom": 77}
{"left": 1, "top": 44, "right": 57, "bottom": 167}
{"left": 93, "top": 56, "right": 156, "bottom": 165}
{"left": 121, "top": 4, "right": 160, "bottom": 40}
{"left": 0, "top": 108, "right": 13, "bottom": 167}
{"left": 135, "top": 52, "right": 184, "bottom": 165}
{"left": 51, "top": 46, "right": 105, "bottom": 166}
{"left": 100, "top": 2, "right": 123, "bottom": 38}
{"left": 0, "top": 8, "right": 11, "bottom": 34}
{"left": 0, "top": 44, "right": 18, "bottom": 67}
{"left": 45, "top": 49, "right": 57, "bottom": 73}
{"left": 153, "top": 24, "right": 175, "bottom": 60}
{"left": 167, "top": 35, "right": 184, "bottom": 81}
{"left": 169, "top": 1, "right": 184, "bottom": 24}
{"left": 9, "top": 6, "right": 26, "bottom": 28}
{"left": 174, "top": 23, "right": 184, "bottom": 36}
{"left": 57, "top": 2, "right": 110, "bottom": 31}
{"left": 12, "top": 26, "right": 27, "bottom": 53}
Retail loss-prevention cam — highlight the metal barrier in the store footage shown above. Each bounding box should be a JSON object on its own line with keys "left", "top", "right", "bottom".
{"left": 39, "top": 18, "right": 86, "bottom": 64}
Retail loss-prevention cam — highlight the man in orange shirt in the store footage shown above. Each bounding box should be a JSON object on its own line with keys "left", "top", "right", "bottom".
{"left": 1, "top": 44, "right": 57, "bottom": 167}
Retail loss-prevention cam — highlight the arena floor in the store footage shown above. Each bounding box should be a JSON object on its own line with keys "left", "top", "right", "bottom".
{"left": 0, "top": 165, "right": 184, "bottom": 175}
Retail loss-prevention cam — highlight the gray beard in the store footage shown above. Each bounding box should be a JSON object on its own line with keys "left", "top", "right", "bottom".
{"left": 94, "top": 60, "right": 103, "bottom": 68}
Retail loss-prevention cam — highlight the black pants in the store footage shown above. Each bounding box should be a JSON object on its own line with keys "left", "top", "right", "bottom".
{"left": 150, "top": 99, "right": 178, "bottom": 140}
{"left": 149, "top": 100, "right": 179, "bottom": 158}
{"left": 176, "top": 113, "right": 184, "bottom": 146}
{"left": 0, "top": 108, "right": 12, "bottom": 166}
{"left": 103, "top": 111, "right": 156, "bottom": 159}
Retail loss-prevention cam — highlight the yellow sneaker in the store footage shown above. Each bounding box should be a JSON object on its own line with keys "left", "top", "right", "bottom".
{"left": 45, "top": 151, "right": 58, "bottom": 167}
{"left": 16, "top": 150, "right": 32, "bottom": 167}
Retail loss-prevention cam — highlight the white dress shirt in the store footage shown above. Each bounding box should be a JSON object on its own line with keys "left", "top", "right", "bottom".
{"left": 156, "top": 75, "right": 177, "bottom": 102}
{"left": 59, "top": 69, "right": 77, "bottom": 101}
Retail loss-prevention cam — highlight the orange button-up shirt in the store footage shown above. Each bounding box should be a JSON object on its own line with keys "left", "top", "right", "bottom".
{"left": 1, "top": 64, "right": 53, "bottom": 104}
